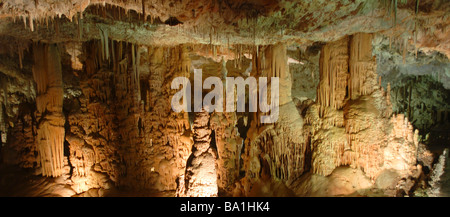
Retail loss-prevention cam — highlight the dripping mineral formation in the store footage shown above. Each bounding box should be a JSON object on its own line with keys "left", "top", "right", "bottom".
{"left": 0, "top": 0, "right": 448, "bottom": 197}
{"left": 171, "top": 69, "right": 279, "bottom": 123}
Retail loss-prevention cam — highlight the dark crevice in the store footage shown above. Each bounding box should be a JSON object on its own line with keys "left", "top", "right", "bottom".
{"left": 164, "top": 17, "right": 183, "bottom": 26}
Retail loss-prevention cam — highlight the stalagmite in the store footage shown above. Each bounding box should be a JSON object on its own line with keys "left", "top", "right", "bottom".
{"left": 184, "top": 109, "right": 218, "bottom": 197}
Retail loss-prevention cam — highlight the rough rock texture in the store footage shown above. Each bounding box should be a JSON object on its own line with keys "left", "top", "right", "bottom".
{"left": 210, "top": 110, "right": 242, "bottom": 193}
{"left": 183, "top": 109, "right": 218, "bottom": 197}
{"left": 305, "top": 33, "right": 420, "bottom": 191}
{"left": 68, "top": 41, "right": 192, "bottom": 193}
{"left": 0, "top": 0, "right": 448, "bottom": 197}
{"left": 32, "top": 42, "right": 66, "bottom": 177}
{"left": 238, "top": 43, "right": 306, "bottom": 196}
{"left": 290, "top": 43, "right": 320, "bottom": 101}
{"left": 0, "top": 0, "right": 448, "bottom": 57}
{"left": 374, "top": 34, "right": 450, "bottom": 136}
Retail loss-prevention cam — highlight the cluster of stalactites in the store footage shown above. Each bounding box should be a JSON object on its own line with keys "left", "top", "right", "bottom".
{"left": 317, "top": 36, "right": 349, "bottom": 115}
{"left": 309, "top": 33, "right": 417, "bottom": 179}
{"left": 317, "top": 33, "right": 384, "bottom": 115}
{"left": 84, "top": 39, "right": 144, "bottom": 104}
{"left": 254, "top": 129, "right": 306, "bottom": 181}
{"left": 32, "top": 42, "right": 65, "bottom": 177}
{"left": 32, "top": 43, "right": 64, "bottom": 114}
{"left": 348, "top": 33, "right": 377, "bottom": 100}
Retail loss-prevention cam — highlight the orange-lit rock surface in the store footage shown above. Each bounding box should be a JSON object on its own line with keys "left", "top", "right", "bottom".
{"left": 0, "top": 1, "right": 447, "bottom": 197}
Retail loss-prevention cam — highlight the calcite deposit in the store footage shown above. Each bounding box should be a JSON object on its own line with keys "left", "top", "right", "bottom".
{"left": 0, "top": 0, "right": 448, "bottom": 197}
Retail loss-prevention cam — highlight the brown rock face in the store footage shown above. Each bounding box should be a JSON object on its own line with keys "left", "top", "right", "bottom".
{"left": 183, "top": 109, "right": 218, "bottom": 197}
{"left": 307, "top": 33, "right": 418, "bottom": 182}
{"left": 240, "top": 43, "right": 306, "bottom": 195}
{"left": 32, "top": 43, "right": 65, "bottom": 177}
{"left": 317, "top": 36, "right": 349, "bottom": 112}
{"left": 210, "top": 110, "right": 242, "bottom": 192}
{"left": 0, "top": 1, "right": 445, "bottom": 197}
{"left": 66, "top": 41, "right": 192, "bottom": 193}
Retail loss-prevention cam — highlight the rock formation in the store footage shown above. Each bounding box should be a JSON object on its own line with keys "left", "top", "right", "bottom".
{"left": 0, "top": 0, "right": 448, "bottom": 197}
{"left": 239, "top": 43, "right": 306, "bottom": 195}
{"left": 32, "top": 43, "right": 66, "bottom": 177}
{"left": 305, "top": 33, "right": 420, "bottom": 194}
{"left": 183, "top": 109, "right": 218, "bottom": 197}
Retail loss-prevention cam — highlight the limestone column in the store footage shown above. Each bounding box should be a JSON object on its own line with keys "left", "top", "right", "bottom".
{"left": 242, "top": 43, "right": 305, "bottom": 191}
{"left": 185, "top": 109, "right": 218, "bottom": 197}
{"left": 32, "top": 42, "right": 65, "bottom": 177}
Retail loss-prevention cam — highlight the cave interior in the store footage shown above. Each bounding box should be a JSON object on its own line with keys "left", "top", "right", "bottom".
{"left": 0, "top": 0, "right": 449, "bottom": 197}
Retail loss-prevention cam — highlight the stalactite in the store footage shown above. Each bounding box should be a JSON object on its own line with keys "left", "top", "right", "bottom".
{"left": 403, "top": 37, "right": 407, "bottom": 64}
{"left": 79, "top": 14, "right": 83, "bottom": 39}
{"left": 99, "top": 28, "right": 105, "bottom": 61}
{"left": 307, "top": 32, "right": 419, "bottom": 180}
{"left": 407, "top": 81, "right": 413, "bottom": 120}
{"left": 136, "top": 45, "right": 141, "bottom": 102}
{"left": 22, "top": 15, "right": 27, "bottom": 29}
{"left": 240, "top": 43, "right": 305, "bottom": 193}
{"left": 98, "top": 27, "right": 109, "bottom": 62}
{"left": 132, "top": 43, "right": 137, "bottom": 87}
{"left": 29, "top": 14, "right": 34, "bottom": 31}
{"left": 386, "top": 82, "right": 391, "bottom": 104}
{"left": 18, "top": 47, "right": 23, "bottom": 69}
{"left": 111, "top": 40, "right": 116, "bottom": 72}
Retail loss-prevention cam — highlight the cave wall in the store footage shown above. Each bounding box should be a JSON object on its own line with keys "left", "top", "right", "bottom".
{"left": 239, "top": 43, "right": 306, "bottom": 195}
{"left": 306, "top": 33, "right": 420, "bottom": 183}
{"left": 1, "top": 40, "right": 194, "bottom": 194}
{"left": 0, "top": 0, "right": 447, "bottom": 197}
{"left": 67, "top": 41, "right": 193, "bottom": 192}
{"left": 32, "top": 42, "right": 66, "bottom": 177}
{"left": 374, "top": 34, "right": 450, "bottom": 145}
{"left": 0, "top": 32, "right": 443, "bottom": 197}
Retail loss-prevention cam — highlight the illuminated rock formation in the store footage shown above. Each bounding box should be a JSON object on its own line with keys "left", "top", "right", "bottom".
{"left": 67, "top": 41, "right": 192, "bottom": 193}
{"left": 184, "top": 109, "right": 218, "bottom": 197}
{"left": 317, "top": 36, "right": 349, "bottom": 113}
{"left": 307, "top": 33, "right": 419, "bottom": 184}
{"left": 0, "top": 0, "right": 447, "bottom": 198}
{"left": 32, "top": 43, "right": 65, "bottom": 177}
{"left": 240, "top": 43, "right": 306, "bottom": 195}
{"left": 210, "top": 111, "right": 242, "bottom": 193}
